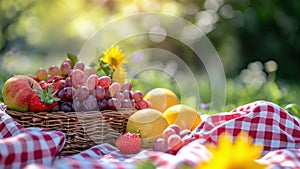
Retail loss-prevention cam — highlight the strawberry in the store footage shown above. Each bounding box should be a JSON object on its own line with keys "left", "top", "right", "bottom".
{"left": 116, "top": 132, "right": 142, "bottom": 154}
{"left": 39, "top": 81, "right": 51, "bottom": 90}
{"left": 47, "top": 75, "right": 63, "bottom": 83}
{"left": 29, "top": 86, "right": 60, "bottom": 112}
{"left": 52, "top": 79, "right": 65, "bottom": 94}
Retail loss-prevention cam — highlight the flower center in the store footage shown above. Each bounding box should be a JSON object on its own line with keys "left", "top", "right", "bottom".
{"left": 111, "top": 58, "right": 118, "bottom": 67}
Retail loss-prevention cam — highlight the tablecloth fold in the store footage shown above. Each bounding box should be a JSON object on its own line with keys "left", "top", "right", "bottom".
{"left": 0, "top": 110, "right": 65, "bottom": 169}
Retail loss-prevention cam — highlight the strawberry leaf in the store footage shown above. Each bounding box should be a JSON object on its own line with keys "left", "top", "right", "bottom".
{"left": 53, "top": 98, "right": 60, "bottom": 101}
{"left": 37, "top": 85, "right": 60, "bottom": 104}
{"left": 48, "top": 85, "right": 53, "bottom": 94}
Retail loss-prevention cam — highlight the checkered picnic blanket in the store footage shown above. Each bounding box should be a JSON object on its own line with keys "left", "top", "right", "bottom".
{"left": 1, "top": 100, "right": 300, "bottom": 169}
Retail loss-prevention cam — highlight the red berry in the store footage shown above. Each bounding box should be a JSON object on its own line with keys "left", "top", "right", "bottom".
{"left": 39, "top": 81, "right": 51, "bottom": 90}
{"left": 47, "top": 75, "right": 63, "bottom": 83}
{"left": 116, "top": 132, "right": 142, "bottom": 154}
{"left": 52, "top": 80, "right": 66, "bottom": 93}
{"left": 29, "top": 90, "right": 59, "bottom": 112}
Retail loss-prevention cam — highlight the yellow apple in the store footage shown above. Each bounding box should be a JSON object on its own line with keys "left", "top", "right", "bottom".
{"left": 126, "top": 108, "right": 169, "bottom": 148}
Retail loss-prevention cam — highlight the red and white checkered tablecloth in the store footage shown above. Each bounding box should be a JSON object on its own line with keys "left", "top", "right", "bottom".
{"left": 193, "top": 100, "right": 300, "bottom": 154}
{"left": 1, "top": 100, "right": 300, "bottom": 169}
{"left": 0, "top": 110, "right": 65, "bottom": 169}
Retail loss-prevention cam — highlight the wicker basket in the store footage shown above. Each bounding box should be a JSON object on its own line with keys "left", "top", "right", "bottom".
{"left": 5, "top": 108, "right": 136, "bottom": 156}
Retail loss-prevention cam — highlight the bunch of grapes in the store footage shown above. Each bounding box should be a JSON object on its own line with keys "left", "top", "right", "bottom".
{"left": 34, "top": 57, "right": 151, "bottom": 112}
{"left": 152, "top": 124, "right": 192, "bottom": 154}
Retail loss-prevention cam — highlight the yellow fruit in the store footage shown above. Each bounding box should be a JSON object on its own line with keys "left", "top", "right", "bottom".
{"left": 126, "top": 108, "right": 169, "bottom": 148}
{"left": 162, "top": 104, "right": 201, "bottom": 130}
{"left": 144, "top": 88, "right": 179, "bottom": 112}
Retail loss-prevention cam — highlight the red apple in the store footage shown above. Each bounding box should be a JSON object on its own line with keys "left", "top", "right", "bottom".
{"left": 2, "top": 75, "right": 41, "bottom": 112}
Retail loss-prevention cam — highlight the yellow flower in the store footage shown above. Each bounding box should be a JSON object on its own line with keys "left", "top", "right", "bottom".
{"left": 101, "top": 46, "right": 125, "bottom": 71}
{"left": 196, "top": 132, "right": 268, "bottom": 169}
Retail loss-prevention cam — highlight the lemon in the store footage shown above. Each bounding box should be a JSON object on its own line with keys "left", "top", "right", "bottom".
{"left": 162, "top": 104, "right": 201, "bottom": 130}
{"left": 144, "top": 88, "right": 179, "bottom": 112}
{"left": 126, "top": 108, "right": 169, "bottom": 148}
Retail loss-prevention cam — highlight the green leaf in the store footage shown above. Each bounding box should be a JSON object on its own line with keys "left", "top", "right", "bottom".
{"left": 53, "top": 97, "right": 60, "bottom": 101}
{"left": 67, "top": 53, "right": 78, "bottom": 68}
{"left": 48, "top": 86, "right": 53, "bottom": 94}
{"left": 45, "top": 99, "right": 53, "bottom": 104}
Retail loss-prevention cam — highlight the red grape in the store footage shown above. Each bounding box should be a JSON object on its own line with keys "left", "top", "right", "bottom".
{"left": 136, "top": 99, "right": 151, "bottom": 110}
{"left": 132, "top": 91, "right": 143, "bottom": 101}
{"left": 152, "top": 138, "right": 169, "bottom": 152}
{"left": 60, "top": 61, "right": 71, "bottom": 76}
{"left": 167, "top": 134, "right": 183, "bottom": 151}
{"left": 122, "top": 90, "right": 131, "bottom": 100}
{"left": 163, "top": 128, "right": 175, "bottom": 141}
{"left": 46, "top": 74, "right": 51, "bottom": 81}
{"left": 121, "top": 99, "right": 133, "bottom": 108}
{"left": 70, "top": 69, "right": 85, "bottom": 88}
{"left": 114, "top": 92, "right": 125, "bottom": 102}
{"left": 75, "top": 86, "right": 89, "bottom": 101}
{"left": 107, "top": 98, "right": 121, "bottom": 110}
{"left": 109, "top": 82, "right": 121, "bottom": 97}
{"left": 64, "top": 59, "right": 72, "bottom": 67}
{"left": 168, "top": 124, "right": 181, "bottom": 135}
{"left": 94, "top": 86, "right": 105, "bottom": 101}
{"left": 36, "top": 67, "right": 48, "bottom": 81}
{"left": 97, "top": 76, "right": 111, "bottom": 89}
{"left": 61, "top": 102, "right": 74, "bottom": 112}
{"left": 86, "top": 74, "right": 98, "bottom": 92}
{"left": 84, "top": 67, "right": 96, "bottom": 76}
{"left": 82, "top": 95, "right": 98, "bottom": 111}
{"left": 179, "top": 129, "right": 191, "bottom": 138}
{"left": 48, "top": 65, "right": 61, "bottom": 77}
{"left": 121, "top": 82, "right": 133, "bottom": 91}
{"left": 73, "top": 98, "right": 83, "bottom": 112}
{"left": 104, "top": 89, "right": 111, "bottom": 100}
{"left": 58, "top": 87, "right": 75, "bottom": 102}
{"left": 97, "top": 99, "right": 108, "bottom": 111}
{"left": 65, "top": 77, "right": 72, "bottom": 87}
{"left": 74, "top": 61, "right": 85, "bottom": 71}
{"left": 69, "top": 69, "right": 74, "bottom": 76}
